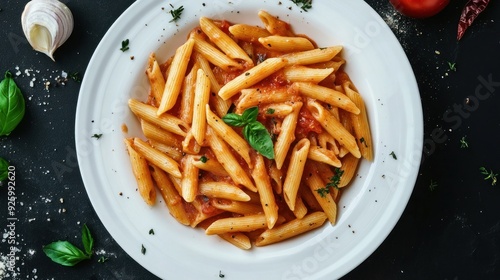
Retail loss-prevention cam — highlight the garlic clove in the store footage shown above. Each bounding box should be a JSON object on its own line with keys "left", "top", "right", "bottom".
{"left": 21, "top": 0, "right": 74, "bottom": 61}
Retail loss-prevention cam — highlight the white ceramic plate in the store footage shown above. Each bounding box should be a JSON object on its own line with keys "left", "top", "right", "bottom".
{"left": 75, "top": 0, "right": 423, "bottom": 279}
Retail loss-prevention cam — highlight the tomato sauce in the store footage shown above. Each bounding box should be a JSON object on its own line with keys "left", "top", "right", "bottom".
{"left": 296, "top": 105, "right": 323, "bottom": 139}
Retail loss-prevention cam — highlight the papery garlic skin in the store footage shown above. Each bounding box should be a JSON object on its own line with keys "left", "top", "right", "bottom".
{"left": 21, "top": 0, "right": 74, "bottom": 61}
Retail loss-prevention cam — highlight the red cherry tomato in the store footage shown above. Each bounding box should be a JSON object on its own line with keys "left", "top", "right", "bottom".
{"left": 389, "top": 0, "right": 450, "bottom": 18}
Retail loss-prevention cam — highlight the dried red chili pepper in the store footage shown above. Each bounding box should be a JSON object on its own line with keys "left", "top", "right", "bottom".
{"left": 457, "top": 0, "right": 491, "bottom": 40}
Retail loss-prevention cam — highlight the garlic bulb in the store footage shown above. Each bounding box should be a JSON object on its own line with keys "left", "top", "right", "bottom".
{"left": 21, "top": 0, "right": 74, "bottom": 61}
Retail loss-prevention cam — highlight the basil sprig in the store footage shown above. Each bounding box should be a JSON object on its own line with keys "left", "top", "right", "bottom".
{"left": 43, "top": 224, "right": 94, "bottom": 266}
{"left": 0, "top": 157, "right": 8, "bottom": 182}
{"left": 0, "top": 71, "right": 26, "bottom": 136}
{"left": 222, "top": 107, "right": 275, "bottom": 159}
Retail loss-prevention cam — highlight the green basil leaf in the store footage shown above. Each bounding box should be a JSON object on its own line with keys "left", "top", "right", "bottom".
{"left": 243, "top": 122, "right": 275, "bottom": 160}
{"left": 0, "top": 71, "right": 26, "bottom": 136}
{"left": 81, "top": 224, "right": 94, "bottom": 256}
{"left": 0, "top": 157, "right": 8, "bottom": 181}
{"left": 222, "top": 113, "right": 246, "bottom": 127}
{"left": 43, "top": 241, "right": 90, "bottom": 266}
{"left": 241, "top": 106, "right": 259, "bottom": 122}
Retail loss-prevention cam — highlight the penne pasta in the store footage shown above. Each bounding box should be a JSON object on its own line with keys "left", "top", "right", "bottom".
{"left": 236, "top": 87, "right": 291, "bottom": 113}
{"left": 268, "top": 162, "right": 283, "bottom": 194}
{"left": 252, "top": 155, "right": 279, "bottom": 229}
{"left": 157, "top": 38, "right": 195, "bottom": 115}
{"left": 308, "top": 145, "right": 342, "bottom": 167}
{"left": 193, "top": 52, "right": 231, "bottom": 118}
{"left": 274, "top": 102, "right": 302, "bottom": 169}
{"left": 192, "top": 154, "right": 229, "bottom": 176}
{"left": 199, "top": 181, "right": 251, "bottom": 202}
{"left": 307, "top": 99, "right": 361, "bottom": 158}
{"left": 218, "top": 232, "right": 252, "bottom": 250}
{"left": 255, "top": 212, "right": 328, "bottom": 246}
{"left": 258, "top": 10, "right": 294, "bottom": 36}
{"left": 182, "top": 130, "right": 202, "bottom": 155}
{"left": 125, "top": 11, "right": 374, "bottom": 249}
{"left": 205, "top": 213, "right": 268, "bottom": 235}
{"left": 283, "top": 65, "right": 334, "bottom": 83}
{"left": 206, "top": 106, "right": 253, "bottom": 168}
{"left": 178, "top": 62, "right": 199, "bottom": 125}
{"left": 148, "top": 140, "right": 183, "bottom": 161}
{"left": 191, "top": 31, "right": 243, "bottom": 71}
{"left": 124, "top": 139, "right": 156, "bottom": 206}
{"left": 212, "top": 200, "right": 263, "bottom": 215}
{"left": 283, "top": 138, "right": 310, "bottom": 210}
{"left": 295, "top": 82, "right": 360, "bottom": 114}
{"left": 259, "top": 36, "right": 315, "bottom": 53}
{"left": 199, "top": 17, "right": 253, "bottom": 65}
{"left": 342, "top": 77, "right": 374, "bottom": 161}
{"left": 129, "top": 99, "right": 190, "bottom": 137}
{"left": 291, "top": 196, "right": 308, "bottom": 219}
{"left": 228, "top": 24, "right": 271, "bottom": 42}
{"left": 132, "top": 137, "right": 182, "bottom": 178}
{"left": 281, "top": 46, "right": 343, "bottom": 66}
{"left": 146, "top": 53, "right": 165, "bottom": 107}
{"left": 140, "top": 119, "right": 182, "bottom": 149}
{"left": 338, "top": 153, "right": 360, "bottom": 188}
{"left": 218, "top": 57, "right": 288, "bottom": 100}
{"left": 150, "top": 165, "right": 190, "bottom": 225}
{"left": 191, "top": 69, "right": 211, "bottom": 145}
{"left": 304, "top": 164, "right": 338, "bottom": 225}
{"left": 260, "top": 103, "right": 293, "bottom": 118}
{"left": 205, "top": 127, "right": 256, "bottom": 192}
{"left": 180, "top": 155, "right": 199, "bottom": 202}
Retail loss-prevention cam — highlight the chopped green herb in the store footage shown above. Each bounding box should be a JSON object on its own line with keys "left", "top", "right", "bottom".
{"left": 43, "top": 224, "right": 94, "bottom": 266}
{"left": 149, "top": 229, "right": 155, "bottom": 235}
{"left": 447, "top": 61, "right": 457, "bottom": 71}
{"left": 460, "top": 136, "right": 468, "bottom": 148}
{"left": 97, "top": 256, "right": 109, "bottom": 263}
{"left": 200, "top": 155, "right": 208, "bottom": 163}
{"left": 169, "top": 6, "right": 184, "bottom": 23}
{"left": 326, "top": 168, "right": 343, "bottom": 189}
{"left": 92, "top": 133, "right": 103, "bottom": 139}
{"left": 141, "top": 244, "right": 146, "bottom": 255}
{"left": 316, "top": 168, "right": 343, "bottom": 197}
{"left": 389, "top": 151, "right": 397, "bottom": 160}
{"left": 266, "top": 108, "right": 275, "bottom": 114}
{"left": 480, "top": 167, "right": 498, "bottom": 186}
{"left": 316, "top": 187, "right": 330, "bottom": 198}
{"left": 69, "top": 72, "right": 82, "bottom": 83}
{"left": 223, "top": 107, "right": 275, "bottom": 159}
{"left": 429, "top": 180, "right": 438, "bottom": 191}
{"left": 291, "top": 0, "right": 312, "bottom": 12}
{"left": 120, "top": 39, "right": 130, "bottom": 52}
